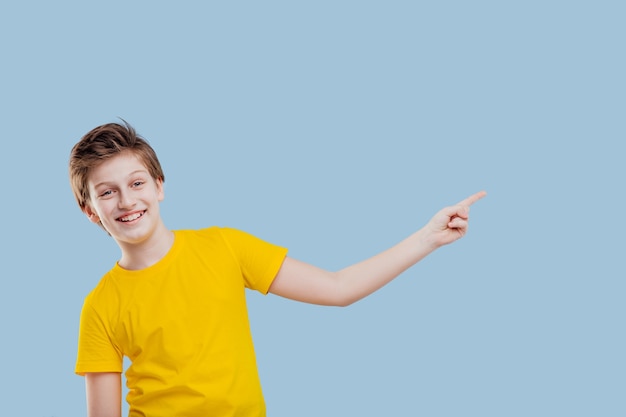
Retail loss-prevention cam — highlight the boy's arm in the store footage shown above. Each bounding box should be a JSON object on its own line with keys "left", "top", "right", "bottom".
{"left": 85, "top": 372, "right": 122, "bottom": 417}
{"left": 269, "top": 191, "right": 486, "bottom": 306}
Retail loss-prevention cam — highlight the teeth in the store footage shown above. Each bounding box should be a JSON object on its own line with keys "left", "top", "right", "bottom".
{"left": 119, "top": 212, "right": 144, "bottom": 222}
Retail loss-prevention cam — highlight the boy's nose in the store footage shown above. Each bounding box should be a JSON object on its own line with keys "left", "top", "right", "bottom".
{"left": 118, "top": 191, "right": 136, "bottom": 209}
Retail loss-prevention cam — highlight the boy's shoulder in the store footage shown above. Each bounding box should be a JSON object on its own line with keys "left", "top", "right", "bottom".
{"left": 176, "top": 226, "right": 259, "bottom": 245}
{"left": 84, "top": 226, "right": 260, "bottom": 288}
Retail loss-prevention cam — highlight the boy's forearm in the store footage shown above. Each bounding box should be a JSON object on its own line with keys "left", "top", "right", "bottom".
{"left": 333, "top": 228, "right": 438, "bottom": 306}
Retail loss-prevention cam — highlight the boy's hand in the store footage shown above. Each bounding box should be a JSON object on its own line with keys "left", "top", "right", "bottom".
{"left": 423, "top": 191, "right": 487, "bottom": 248}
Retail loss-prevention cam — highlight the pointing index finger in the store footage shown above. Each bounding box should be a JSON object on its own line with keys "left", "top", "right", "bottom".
{"left": 457, "top": 190, "right": 487, "bottom": 207}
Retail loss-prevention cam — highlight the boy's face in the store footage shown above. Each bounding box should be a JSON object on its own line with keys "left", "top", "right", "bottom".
{"left": 83, "top": 151, "right": 165, "bottom": 246}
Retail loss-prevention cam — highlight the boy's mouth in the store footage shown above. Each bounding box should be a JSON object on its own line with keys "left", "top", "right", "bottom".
{"left": 117, "top": 210, "right": 146, "bottom": 223}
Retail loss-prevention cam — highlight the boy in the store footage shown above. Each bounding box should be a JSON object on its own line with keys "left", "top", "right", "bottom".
{"left": 70, "top": 121, "right": 486, "bottom": 417}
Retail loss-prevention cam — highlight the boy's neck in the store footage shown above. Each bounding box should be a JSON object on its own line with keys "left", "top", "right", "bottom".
{"left": 117, "top": 222, "right": 175, "bottom": 271}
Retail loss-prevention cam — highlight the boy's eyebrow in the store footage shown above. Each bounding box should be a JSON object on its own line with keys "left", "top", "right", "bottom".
{"left": 93, "top": 170, "right": 150, "bottom": 188}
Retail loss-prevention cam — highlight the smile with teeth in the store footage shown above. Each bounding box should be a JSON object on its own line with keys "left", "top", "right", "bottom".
{"left": 118, "top": 211, "right": 146, "bottom": 222}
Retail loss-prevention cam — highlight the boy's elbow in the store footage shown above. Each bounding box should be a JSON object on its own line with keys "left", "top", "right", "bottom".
{"left": 329, "top": 275, "right": 365, "bottom": 307}
{"left": 335, "top": 298, "right": 357, "bottom": 308}
{"left": 330, "top": 286, "right": 360, "bottom": 307}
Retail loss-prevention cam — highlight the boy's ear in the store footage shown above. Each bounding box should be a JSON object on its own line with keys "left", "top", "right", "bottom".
{"left": 82, "top": 205, "right": 101, "bottom": 224}
{"left": 157, "top": 178, "right": 165, "bottom": 202}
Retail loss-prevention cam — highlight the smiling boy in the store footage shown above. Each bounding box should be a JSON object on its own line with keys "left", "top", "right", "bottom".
{"left": 70, "top": 121, "right": 486, "bottom": 417}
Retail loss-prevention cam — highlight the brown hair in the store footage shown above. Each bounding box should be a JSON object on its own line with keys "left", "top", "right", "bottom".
{"left": 69, "top": 120, "right": 165, "bottom": 211}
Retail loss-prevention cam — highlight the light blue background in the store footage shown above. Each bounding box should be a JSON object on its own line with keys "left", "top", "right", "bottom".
{"left": 1, "top": 1, "right": 623, "bottom": 416}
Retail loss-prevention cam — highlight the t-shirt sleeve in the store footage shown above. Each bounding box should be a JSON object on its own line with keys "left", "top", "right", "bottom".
{"left": 218, "top": 228, "right": 288, "bottom": 294}
{"left": 75, "top": 296, "right": 123, "bottom": 376}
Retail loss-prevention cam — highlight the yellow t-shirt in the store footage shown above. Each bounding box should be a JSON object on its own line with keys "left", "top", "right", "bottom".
{"left": 75, "top": 227, "right": 288, "bottom": 417}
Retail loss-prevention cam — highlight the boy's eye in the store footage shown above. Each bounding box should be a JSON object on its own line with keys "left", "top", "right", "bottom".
{"left": 100, "top": 190, "right": 113, "bottom": 197}
{"left": 133, "top": 181, "right": 145, "bottom": 187}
